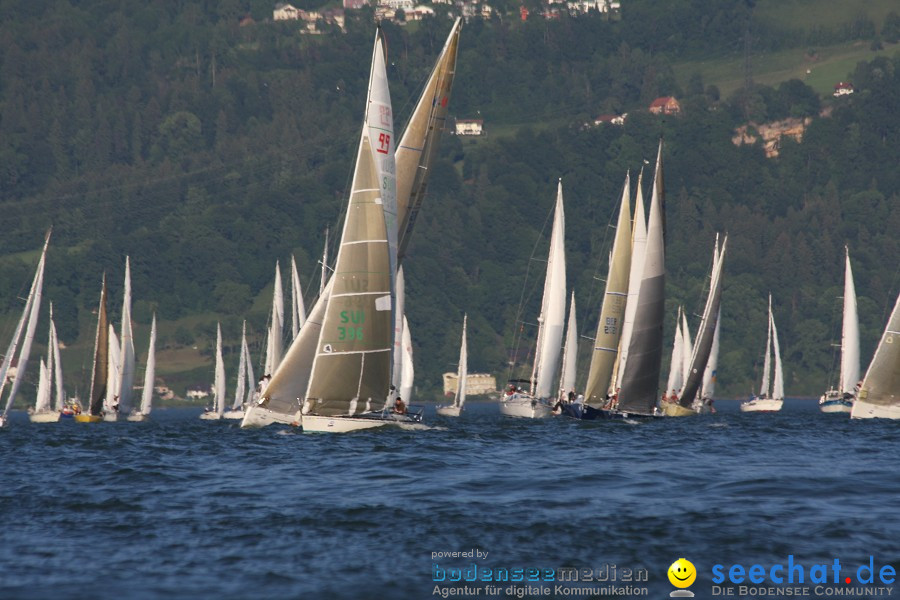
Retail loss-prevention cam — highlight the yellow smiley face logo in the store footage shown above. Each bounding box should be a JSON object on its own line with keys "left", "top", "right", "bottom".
{"left": 668, "top": 558, "right": 696, "bottom": 588}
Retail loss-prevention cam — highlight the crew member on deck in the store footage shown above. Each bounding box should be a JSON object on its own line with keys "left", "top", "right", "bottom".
{"left": 394, "top": 397, "right": 407, "bottom": 415}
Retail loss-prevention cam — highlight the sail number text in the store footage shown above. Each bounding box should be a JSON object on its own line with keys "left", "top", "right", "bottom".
{"left": 338, "top": 310, "right": 365, "bottom": 341}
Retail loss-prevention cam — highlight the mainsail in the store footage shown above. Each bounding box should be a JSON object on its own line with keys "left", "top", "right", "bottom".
{"left": 400, "top": 314, "right": 414, "bottom": 402}
{"left": 584, "top": 174, "right": 632, "bottom": 406}
{"left": 291, "top": 255, "right": 306, "bottom": 340}
{"left": 118, "top": 257, "right": 136, "bottom": 413}
{"left": 853, "top": 290, "right": 900, "bottom": 415}
{"left": 0, "top": 232, "right": 50, "bottom": 421}
{"left": 617, "top": 142, "right": 666, "bottom": 414}
{"left": 665, "top": 307, "right": 685, "bottom": 396}
{"left": 304, "top": 29, "right": 396, "bottom": 417}
{"left": 453, "top": 314, "right": 468, "bottom": 410}
{"left": 214, "top": 323, "right": 226, "bottom": 417}
{"left": 88, "top": 276, "right": 110, "bottom": 417}
{"left": 839, "top": 247, "right": 860, "bottom": 394}
{"left": 530, "top": 181, "right": 567, "bottom": 400}
{"left": 233, "top": 321, "right": 249, "bottom": 411}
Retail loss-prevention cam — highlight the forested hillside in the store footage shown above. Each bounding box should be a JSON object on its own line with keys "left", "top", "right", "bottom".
{"left": 1, "top": 0, "right": 899, "bottom": 399}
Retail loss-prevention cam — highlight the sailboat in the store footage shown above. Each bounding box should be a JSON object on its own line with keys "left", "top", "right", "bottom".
{"left": 264, "top": 261, "right": 285, "bottom": 377}
{"left": 663, "top": 306, "right": 686, "bottom": 405}
{"left": 740, "top": 294, "right": 784, "bottom": 412}
{"left": 0, "top": 232, "right": 50, "bottom": 429}
{"left": 698, "top": 308, "right": 722, "bottom": 413}
{"left": 200, "top": 323, "right": 226, "bottom": 420}
{"left": 241, "top": 20, "right": 460, "bottom": 429}
{"left": 851, "top": 287, "right": 900, "bottom": 419}
{"left": 224, "top": 321, "right": 255, "bottom": 420}
{"left": 103, "top": 325, "right": 121, "bottom": 421}
{"left": 117, "top": 257, "right": 136, "bottom": 420}
{"left": 605, "top": 142, "right": 666, "bottom": 418}
{"left": 75, "top": 275, "right": 109, "bottom": 423}
{"left": 127, "top": 314, "right": 156, "bottom": 422}
{"left": 501, "top": 180, "right": 567, "bottom": 419}
{"left": 819, "top": 247, "right": 859, "bottom": 413}
{"left": 578, "top": 173, "right": 632, "bottom": 419}
{"left": 437, "top": 314, "right": 468, "bottom": 417}
{"left": 29, "top": 304, "right": 65, "bottom": 423}
{"left": 662, "top": 235, "right": 727, "bottom": 417}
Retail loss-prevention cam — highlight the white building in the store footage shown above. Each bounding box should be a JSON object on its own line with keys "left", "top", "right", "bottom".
{"left": 443, "top": 372, "right": 497, "bottom": 396}
{"left": 379, "top": 0, "right": 415, "bottom": 11}
{"left": 455, "top": 119, "right": 483, "bottom": 135}
{"left": 273, "top": 3, "right": 301, "bottom": 20}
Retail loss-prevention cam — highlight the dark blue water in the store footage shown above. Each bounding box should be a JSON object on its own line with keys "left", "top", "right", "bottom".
{"left": 1, "top": 401, "right": 898, "bottom": 599}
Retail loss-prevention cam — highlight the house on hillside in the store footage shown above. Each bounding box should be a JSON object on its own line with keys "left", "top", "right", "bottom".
{"left": 273, "top": 3, "right": 301, "bottom": 20}
{"left": 833, "top": 82, "right": 854, "bottom": 97}
{"left": 649, "top": 96, "right": 681, "bottom": 116}
{"left": 455, "top": 119, "right": 484, "bottom": 136}
{"left": 186, "top": 385, "right": 211, "bottom": 400}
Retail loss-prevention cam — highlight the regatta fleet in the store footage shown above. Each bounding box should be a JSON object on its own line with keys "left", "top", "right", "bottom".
{"left": 1, "top": 22, "right": 899, "bottom": 432}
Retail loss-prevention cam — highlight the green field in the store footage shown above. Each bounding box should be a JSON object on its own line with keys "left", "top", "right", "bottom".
{"left": 755, "top": 0, "right": 899, "bottom": 33}
{"left": 673, "top": 41, "right": 900, "bottom": 99}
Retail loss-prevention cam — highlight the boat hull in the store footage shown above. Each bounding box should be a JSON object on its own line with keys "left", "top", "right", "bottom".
{"left": 435, "top": 404, "right": 462, "bottom": 417}
{"left": 661, "top": 402, "right": 696, "bottom": 417}
{"left": 740, "top": 398, "right": 784, "bottom": 412}
{"left": 499, "top": 395, "right": 553, "bottom": 419}
{"left": 74, "top": 414, "right": 103, "bottom": 423}
{"left": 199, "top": 411, "right": 223, "bottom": 420}
{"left": 850, "top": 398, "right": 900, "bottom": 420}
{"left": 222, "top": 409, "right": 245, "bottom": 420}
{"left": 302, "top": 414, "right": 387, "bottom": 433}
{"left": 819, "top": 391, "right": 853, "bottom": 413}
{"left": 240, "top": 404, "right": 302, "bottom": 428}
{"left": 126, "top": 412, "right": 148, "bottom": 422}
{"left": 103, "top": 412, "right": 118, "bottom": 422}
{"left": 29, "top": 411, "right": 61, "bottom": 423}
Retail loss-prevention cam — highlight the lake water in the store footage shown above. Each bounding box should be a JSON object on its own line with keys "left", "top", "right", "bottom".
{"left": 1, "top": 400, "right": 897, "bottom": 599}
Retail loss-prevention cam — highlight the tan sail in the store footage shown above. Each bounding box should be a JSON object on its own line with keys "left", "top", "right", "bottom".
{"left": 584, "top": 173, "right": 632, "bottom": 407}
{"left": 396, "top": 18, "right": 461, "bottom": 259}
{"left": 304, "top": 30, "right": 395, "bottom": 417}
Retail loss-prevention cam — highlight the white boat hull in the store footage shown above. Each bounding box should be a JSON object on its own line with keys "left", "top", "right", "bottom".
{"left": 240, "top": 404, "right": 302, "bottom": 428}
{"left": 199, "top": 411, "right": 222, "bottom": 420}
{"left": 851, "top": 398, "right": 900, "bottom": 419}
{"left": 301, "top": 414, "right": 389, "bottom": 433}
{"left": 499, "top": 395, "right": 553, "bottom": 419}
{"left": 29, "top": 411, "right": 61, "bottom": 423}
{"left": 435, "top": 404, "right": 462, "bottom": 417}
{"left": 222, "top": 409, "right": 245, "bottom": 420}
{"left": 103, "top": 411, "right": 119, "bottom": 422}
{"left": 740, "top": 397, "right": 784, "bottom": 412}
{"left": 126, "top": 412, "right": 148, "bottom": 422}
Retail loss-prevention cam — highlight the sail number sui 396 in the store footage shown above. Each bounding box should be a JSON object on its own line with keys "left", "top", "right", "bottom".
{"left": 339, "top": 310, "right": 365, "bottom": 341}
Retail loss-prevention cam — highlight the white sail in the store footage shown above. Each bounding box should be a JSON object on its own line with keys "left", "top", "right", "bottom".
{"left": 106, "top": 325, "right": 121, "bottom": 413}
{"left": 760, "top": 295, "right": 773, "bottom": 397}
{"left": 400, "top": 315, "right": 414, "bottom": 403}
{"left": 233, "top": 321, "right": 248, "bottom": 411}
{"left": 666, "top": 307, "right": 685, "bottom": 395}
{"left": 215, "top": 323, "right": 226, "bottom": 416}
{"left": 701, "top": 308, "right": 722, "bottom": 399}
{"left": 34, "top": 358, "right": 51, "bottom": 414}
{"left": 392, "top": 266, "right": 406, "bottom": 393}
{"left": 455, "top": 314, "right": 468, "bottom": 409}
{"left": 118, "top": 257, "right": 136, "bottom": 413}
{"left": 840, "top": 247, "right": 860, "bottom": 393}
{"left": 615, "top": 169, "right": 648, "bottom": 388}
{"left": 559, "top": 292, "right": 578, "bottom": 396}
{"left": 0, "top": 233, "right": 49, "bottom": 421}
{"left": 50, "top": 309, "right": 64, "bottom": 411}
{"left": 852, "top": 290, "right": 900, "bottom": 418}
{"left": 269, "top": 261, "right": 284, "bottom": 373}
{"left": 680, "top": 308, "right": 693, "bottom": 388}
{"left": 771, "top": 306, "right": 784, "bottom": 401}
{"left": 139, "top": 314, "right": 156, "bottom": 415}
{"left": 531, "top": 180, "right": 567, "bottom": 400}
{"left": 320, "top": 228, "right": 329, "bottom": 297}
{"left": 291, "top": 255, "right": 306, "bottom": 340}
